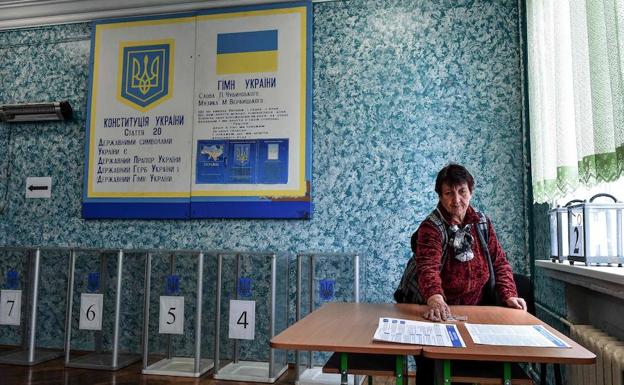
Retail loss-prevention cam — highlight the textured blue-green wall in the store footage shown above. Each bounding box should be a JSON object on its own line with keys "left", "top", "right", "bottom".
{"left": 531, "top": 203, "right": 570, "bottom": 385}
{"left": 532, "top": 203, "right": 567, "bottom": 321}
{"left": 0, "top": 0, "right": 526, "bottom": 350}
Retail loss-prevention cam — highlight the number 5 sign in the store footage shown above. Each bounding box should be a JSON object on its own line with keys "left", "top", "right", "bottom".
{"left": 0, "top": 289, "right": 22, "bottom": 326}
{"left": 229, "top": 300, "right": 255, "bottom": 340}
{"left": 159, "top": 296, "right": 184, "bottom": 334}
{"left": 79, "top": 293, "right": 103, "bottom": 330}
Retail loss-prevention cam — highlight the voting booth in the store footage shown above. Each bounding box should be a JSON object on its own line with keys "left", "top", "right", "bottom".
{"left": 295, "top": 252, "right": 365, "bottom": 385}
{"left": 64, "top": 249, "right": 144, "bottom": 370}
{"left": 0, "top": 247, "right": 66, "bottom": 365}
{"left": 566, "top": 194, "right": 624, "bottom": 266}
{"left": 141, "top": 250, "right": 216, "bottom": 377}
{"left": 213, "top": 251, "right": 288, "bottom": 383}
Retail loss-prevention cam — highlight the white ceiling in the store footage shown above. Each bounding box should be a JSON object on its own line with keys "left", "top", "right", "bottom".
{"left": 0, "top": 0, "right": 295, "bottom": 30}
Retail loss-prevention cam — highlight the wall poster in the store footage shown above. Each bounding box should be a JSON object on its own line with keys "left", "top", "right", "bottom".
{"left": 82, "top": 1, "right": 312, "bottom": 219}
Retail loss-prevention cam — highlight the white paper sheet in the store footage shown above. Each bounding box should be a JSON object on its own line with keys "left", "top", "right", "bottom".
{"left": 465, "top": 323, "right": 570, "bottom": 348}
{"left": 373, "top": 317, "right": 465, "bottom": 347}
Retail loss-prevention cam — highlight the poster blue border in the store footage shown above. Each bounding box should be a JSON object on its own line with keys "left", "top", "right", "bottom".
{"left": 82, "top": 202, "right": 190, "bottom": 219}
{"left": 82, "top": 1, "right": 313, "bottom": 220}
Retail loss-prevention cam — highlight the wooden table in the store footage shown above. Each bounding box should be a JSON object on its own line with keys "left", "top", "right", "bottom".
{"left": 422, "top": 305, "right": 594, "bottom": 364}
{"left": 271, "top": 302, "right": 423, "bottom": 385}
{"left": 424, "top": 305, "right": 594, "bottom": 385}
{"left": 270, "top": 303, "right": 595, "bottom": 385}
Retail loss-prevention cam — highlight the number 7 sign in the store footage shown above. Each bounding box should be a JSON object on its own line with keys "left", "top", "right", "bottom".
{"left": 0, "top": 290, "right": 22, "bottom": 326}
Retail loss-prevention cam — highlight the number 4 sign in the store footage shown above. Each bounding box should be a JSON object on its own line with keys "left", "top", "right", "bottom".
{"left": 229, "top": 299, "right": 255, "bottom": 340}
{"left": 0, "top": 290, "right": 22, "bottom": 326}
{"left": 159, "top": 296, "right": 184, "bottom": 334}
{"left": 79, "top": 293, "right": 103, "bottom": 330}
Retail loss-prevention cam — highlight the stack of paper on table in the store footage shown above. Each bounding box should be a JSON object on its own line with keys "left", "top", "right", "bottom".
{"left": 372, "top": 317, "right": 465, "bottom": 347}
{"left": 372, "top": 317, "right": 569, "bottom": 349}
{"left": 465, "top": 324, "right": 570, "bottom": 348}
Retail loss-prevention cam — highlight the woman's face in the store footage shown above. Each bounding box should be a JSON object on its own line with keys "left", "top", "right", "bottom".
{"left": 439, "top": 182, "right": 472, "bottom": 223}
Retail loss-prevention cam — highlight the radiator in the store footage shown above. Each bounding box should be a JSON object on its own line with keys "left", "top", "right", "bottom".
{"left": 569, "top": 324, "right": 624, "bottom": 385}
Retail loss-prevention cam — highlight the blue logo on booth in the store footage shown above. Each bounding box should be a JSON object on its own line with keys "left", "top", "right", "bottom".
{"left": 6, "top": 270, "right": 19, "bottom": 290}
{"left": 319, "top": 279, "right": 335, "bottom": 301}
{"left": 165, "top": 275, "right": 180, "bottom": 295}
{"left": 87, "top": 272, "right": 100, "bottom": 293}
{"left": 119, "top": 41, "right": 173, "bottom": 111}
{"left": 238, "top": 277, "right": 253, "bottom": 298}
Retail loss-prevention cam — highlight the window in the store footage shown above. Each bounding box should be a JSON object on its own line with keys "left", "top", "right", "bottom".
{"left": 527, "top": 0, "right": 624, "bottom": 204}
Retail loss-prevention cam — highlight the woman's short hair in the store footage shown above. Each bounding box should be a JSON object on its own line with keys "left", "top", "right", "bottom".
{"left": 435, "top": 163, "right": 474, "bottom": 195}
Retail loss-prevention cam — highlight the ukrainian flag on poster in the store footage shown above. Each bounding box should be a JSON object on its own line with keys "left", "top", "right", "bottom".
{"left": 216, "top": 30, "right": 278, "bottom": 75}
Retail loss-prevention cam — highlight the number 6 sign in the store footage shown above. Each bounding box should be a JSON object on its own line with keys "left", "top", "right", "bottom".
{"left": 159, "top": 296, "right": 184, "bottom": 334}
{"left": 79, "top": 293, "right": 103, "bottom": 330}
{"left": 0, "top": 289, "right": 22, "bottom": 326}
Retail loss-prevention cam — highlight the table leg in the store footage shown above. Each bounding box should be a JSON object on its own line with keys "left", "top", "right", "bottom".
{"left": 395, "top": 355, "right": 404, "bottom": 385}
{"left": 554, "top": 363, "right": 562, "bottom": 385}
{"left": 340, "top": 353, "right": 348, "bottom": 385}
{"left": 442, "top": 359, "right": 451, "bottom": 385}
{"left": 503, "top": 362, "right": 512, "bottom": 385}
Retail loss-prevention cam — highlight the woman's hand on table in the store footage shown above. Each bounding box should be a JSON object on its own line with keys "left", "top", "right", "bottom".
{"left": 424, "top": 294, "right": 451, "bottom": 321}
{"left": 505, "top": 296, "right": 527, "bottom": 311}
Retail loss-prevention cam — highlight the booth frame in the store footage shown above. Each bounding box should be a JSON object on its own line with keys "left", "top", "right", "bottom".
{"left": 0, "top": 247, "right": 66, "bottom": 366}
{"left": 295, "top": 252, "right": 363, "bottom": 385}
{"left": 64, "top": 248, "right": 142, "bottom": 371}
{"left": 213, "top": 251, "right": 288, "bottom": 383}
{"left": 141, "top": 249, "right": 214, "bottom": 377}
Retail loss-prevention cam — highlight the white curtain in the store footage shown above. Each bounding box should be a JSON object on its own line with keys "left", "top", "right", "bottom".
{"left": 527, "top": 0, "right": 624, "bottom": 203}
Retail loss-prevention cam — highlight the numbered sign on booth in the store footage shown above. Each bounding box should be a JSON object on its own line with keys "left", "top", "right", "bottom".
{"left": 0, "top": 290, "right": 22, "bottom": 326}
{"left": 229, "top": 299, "right": 255, "bottom": 340}
{"left": 159, "top": 296, "right": 184, "bottom": 334}
{"left": 569, "top": 213, "right": 584, "bottom": 257}
{"left": 79, "top": 293, "right": 103, "bottom": 330}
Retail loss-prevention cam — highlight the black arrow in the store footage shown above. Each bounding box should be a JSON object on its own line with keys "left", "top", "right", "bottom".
{"left": 28, "top": 185, "right": 48, "bottom": 191}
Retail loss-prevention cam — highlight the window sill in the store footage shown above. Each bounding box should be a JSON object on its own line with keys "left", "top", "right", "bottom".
{"left": 535, "top": 260, "right": 624, "bottom": 300}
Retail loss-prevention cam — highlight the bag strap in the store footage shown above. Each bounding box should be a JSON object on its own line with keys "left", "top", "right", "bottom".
{"left": 427, "top": 209, "right": 449, "bottom": 270}
{"left": 474, "top": 212, "right": 496, "bottom": 296}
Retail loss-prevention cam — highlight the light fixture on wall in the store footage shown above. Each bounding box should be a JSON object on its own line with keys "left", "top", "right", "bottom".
{"left": 0, "top": 101, "right": 73, "bottom": 122}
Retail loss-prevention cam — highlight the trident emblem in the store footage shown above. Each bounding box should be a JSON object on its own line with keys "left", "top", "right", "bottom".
{"left": 165, "top": 275, "right": 180, "bottom": 295}
{"left": 132, "top": 54, "right": 160, "bottom": 95}
{"left": 235, "top": 145, "right": 250, "bottom": 166}
{"left": 319, "top": 279, "right": 335, "bottom": 301}
{"left": 87, "top": 272, "right": 100, "bottom": 293}
{"left": 118, "top": 41, "right": 172, "bottom": 111}
{"left": 5, "top": 270, "right": 19, "bottom": 290}
{"left": 238, "top": 277, "right": 253, "bottom": 298}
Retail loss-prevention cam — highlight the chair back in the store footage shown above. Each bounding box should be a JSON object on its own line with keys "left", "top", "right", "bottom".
{"left": 513, "top": 273, "right": 535, "bottom": 315}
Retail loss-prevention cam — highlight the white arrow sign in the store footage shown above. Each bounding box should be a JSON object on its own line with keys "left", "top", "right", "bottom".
{"left": 25, "top": 177, "right": 51, "bottom": 198}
